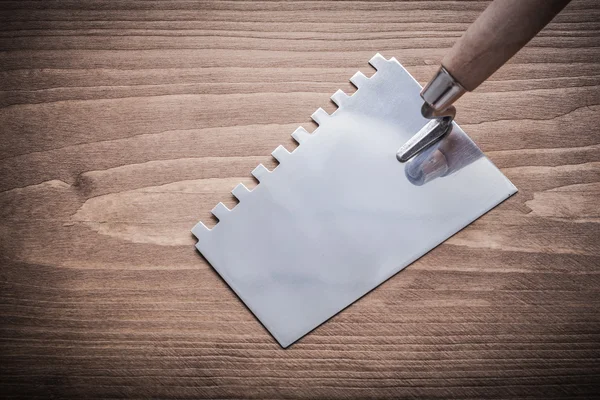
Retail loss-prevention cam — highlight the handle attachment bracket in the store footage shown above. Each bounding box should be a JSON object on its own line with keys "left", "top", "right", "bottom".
{"left": 397, "top": 67, "right": 465, "bottom": 162}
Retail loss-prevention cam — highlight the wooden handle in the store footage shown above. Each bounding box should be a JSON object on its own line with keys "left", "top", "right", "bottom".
{"left": 442, "top": 0, "right": 571, "bottom": 91}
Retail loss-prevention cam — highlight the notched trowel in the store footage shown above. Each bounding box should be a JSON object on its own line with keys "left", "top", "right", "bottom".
{"left": 192, "top": 0, "right": 570, "bottom": 347}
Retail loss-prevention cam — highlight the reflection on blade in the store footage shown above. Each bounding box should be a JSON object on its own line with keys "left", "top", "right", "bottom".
{"left": 192, "top": 54, "right": 517, "bottom": 348}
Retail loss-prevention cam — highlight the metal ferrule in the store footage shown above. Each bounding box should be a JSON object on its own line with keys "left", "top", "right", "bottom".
{"left": 420, "top": 67, "right": 466, "bottom": 113}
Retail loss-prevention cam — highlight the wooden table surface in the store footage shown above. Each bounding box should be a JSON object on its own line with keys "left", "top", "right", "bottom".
{"left": 1, "top": 1, "right": 599, "bottom": 398}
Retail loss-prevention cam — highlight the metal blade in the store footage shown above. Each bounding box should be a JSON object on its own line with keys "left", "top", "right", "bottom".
{"left": 192, "top": 54, "right": 517, "bottom": 348}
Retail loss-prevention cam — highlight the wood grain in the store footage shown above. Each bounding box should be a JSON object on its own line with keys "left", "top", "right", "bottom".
{"left": 1, "top": 1, "right": 599, "bottom": 398}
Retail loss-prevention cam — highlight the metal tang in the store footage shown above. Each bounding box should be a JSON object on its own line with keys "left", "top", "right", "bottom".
{"left": 397, "top": 67, "right": 465, "bottom": 162}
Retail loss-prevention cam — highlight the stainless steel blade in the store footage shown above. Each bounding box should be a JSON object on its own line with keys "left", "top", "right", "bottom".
{"left": 192, "top": 54, "right": 517, "bottom": 348}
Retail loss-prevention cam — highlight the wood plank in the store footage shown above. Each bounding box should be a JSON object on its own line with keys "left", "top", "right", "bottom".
{"left": 1, "top": 0, "right": 599, "bottom": 398}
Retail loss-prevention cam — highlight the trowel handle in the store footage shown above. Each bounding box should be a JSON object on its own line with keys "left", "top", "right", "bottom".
{"left": 444, "top": 0, "right": 571, "bottom": 91}
{"left": 421, "top": 0, "right": 571, "bottom": 112}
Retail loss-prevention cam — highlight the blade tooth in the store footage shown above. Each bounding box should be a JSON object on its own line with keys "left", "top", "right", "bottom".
{"left": 350, "top": 71, "right": 368, "bottom": 87}
{"left": 251, "top": 164, "right": 270, "bottom": 181}
{"left": 231, "top": 183, "right": 250, "bottom": 201}
{"left": 272, "top": 145, "right": 291, "bottom": 162}
{"left": 211, "top": 202, "right": 230, "bottom": 221}
{"left": 368, "top": 52, "right": 387, "bottom": 70}
{"left": 291, "top": 126, "right": 310, "bottom": 144}
{"left": 331, "top": 89, "right": 349, "bottom": 107}
{"left": 191, "top": 221, "right": 210, "bottom": 240}
{"left": 311, "top": 108, "right": 329, "bottom": 125}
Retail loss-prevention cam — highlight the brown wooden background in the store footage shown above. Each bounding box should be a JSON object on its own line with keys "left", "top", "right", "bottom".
{"left": 1, "top": 1, "right": 599, "bottom": 398}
